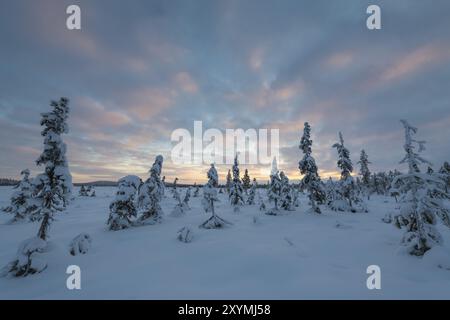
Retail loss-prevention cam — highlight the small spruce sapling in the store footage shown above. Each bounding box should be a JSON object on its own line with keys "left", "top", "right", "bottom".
{"left": 200, "top": 164, "right": 231, "bottom": 229}
{"left": 107, "top": 175, "right": 141, "bottom": 230}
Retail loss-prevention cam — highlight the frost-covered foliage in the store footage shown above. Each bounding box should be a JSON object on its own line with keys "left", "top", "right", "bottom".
{"left": 439, "top": 162, "right": 450, "bottom": 193}
{"left": 193, "top": 183, "right": 200, "bottom": 197}
{"left": 1, "top": 237, "right": 47, "bottom": 277}
{"left": 292, "top": 186, "right": 300, "bottom": 208}
{"left": 31, "top": 98, "right": 73, "bottom": 240}
{"left": 370, "top": 170, "right": 401, "bottom": 197}
{"left": 170, "top": 180, "right": 185, "bottom": 217}
{"left": 333, "top": 132, "right": 353, "bottom": 180}
{"left": 247, "top": 178, "right": 257, "bottom": 205}
{"left": 391, "top": 120, "right": 450, "bottom": 257}
{"left": 182, "top": 187, "right": 191, "bottom": 210}
{"left": 177, "top": 227, "right": 193, "bottom": 243}
{"left": 280, "top": 171, "right": 294, "bottom": 211}
{"left": 3, "top": 169, "right": 36, "bottom": 223}
{"left": 325, "top": 177, "right": 338, "bottom": 206}
{"left": 171, "top": 177, "right": 179, "bottom": 199}
{"left": 136, "top": 155, "right": 164, "bottom": 225}
{"left": 170, "top": 186, "right": 188, "bottom": 218}
{"left": 79, "top": 185, "right": 87, "bottom": 196}
{"left": 2, "top": 98, "right": 73, "bottom": 277}
{"left": 229, "top": 155, "right": 244, "bottom": 212}
{"left": 266, "top": 158, "right": 282, "bottom": 215}
{"left": 107, "top": 175, "right": 142, "bottom": 231}
{"left": 200, "top": 164, "right": 231, "bottom": 229}
{"left": 258, "top": 192, "right": 266, "bottom": 212}
{"left": 357, "top": 149, "right": 372, "bottom": 199}
{"left": 299, "top": 122, "right": 325, "bottom": 213}
{"left": 79, "top": 185, "right": 95, "bottom": 197}
{"left": 330, "top": 132, "right": 367, "bottom": 213}
{"left": 226, "top": 169, "right": 232, "bottom": 194}
{"left": 242, "top": 169, "right": 251, "bottom": 194}
{"left": 69, "top": 233, "right": 92, "bottom": 256}
{"left": 161, "top": 176, "right": 166, "bottom": 197}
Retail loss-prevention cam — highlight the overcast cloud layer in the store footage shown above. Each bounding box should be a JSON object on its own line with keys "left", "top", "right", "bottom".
{"left": 1, "top": 0, "right": 450, "bottom": 183}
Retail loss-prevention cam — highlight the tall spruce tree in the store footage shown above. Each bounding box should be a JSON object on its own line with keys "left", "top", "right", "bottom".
{"left": 247, "top": 178, "right": 257, "bottom": 205}
{"left": 34, "top": 98, "right": 73, "bottom": 239}
{"left": 136, "top": 155, "right": 164, "bottom": 225}
{"left": 266, "top": 157, "right": 282, "bottom": 215}
{"left": 229, "top": 155, "right": 244, "bottom": 212}
{"left": 226, "top": 169, "right": 232, "bottom": 194}
{"left": 330, "top": 132, "right": 366, "bottom": 212}
{"left": 242, "top": 169, "right": 251, "bottom": 194}
{"left": 357, "top": 149, "right": 372, "bottom": 199}
{"left": 2, "top": 98, "right": 73, "bottom": 277}
{"left": 391, "top": 120, "right": 450, "bottom": 256}
{"left": 279, "top": 171, "right": 293, "bottom": 211}
{"left": 299, "top": 122, "right": 325, "bottom": 213}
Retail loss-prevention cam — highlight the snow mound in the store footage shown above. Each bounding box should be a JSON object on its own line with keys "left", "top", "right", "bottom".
{"left": 69, "top": 233, "right": 92, "bottom": 256}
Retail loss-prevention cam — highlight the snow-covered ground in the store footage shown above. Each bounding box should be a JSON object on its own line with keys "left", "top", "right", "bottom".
{"left": 0, "top": 186, "right": 449, "bottom": 299}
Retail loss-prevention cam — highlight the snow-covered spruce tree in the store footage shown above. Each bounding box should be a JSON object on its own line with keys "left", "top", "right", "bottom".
{"left": 331, "top": 132, "right": 366, "bottom": 212}
{"left": 107, "top": 175, "right": 142, "bottom": 230}
{"left": 170, "top": 193, "right": 185, "bottom": 217}
{"left": 161, "top": 176, "right": 166, "bottom": 197}
{"left": 325, "top": 177, "right": 338, "bottom": 206}
{"left": 2, "top": 98, "right": 73, "bottom": 277}
{"left": 391, "top": 120, "right": 450, "bottom": 256}
{"left": 299, "top": 122, "right": 325, "bottom": 213}
{"left": 242, "top": 169, "right": 251, "bottom": 194}
{"left": 266, "top": 157, "right": 282, "bottom": 215}
{"left": 291, "top": 183, "right": 301, "bottom": 208}
{"left": 247, "top": 178, "right": 257, "bottom": 205}
{"left": 4, "top": 169, "right": 35, "bottom": 223}
{"left": 182, "top": 187, "right": 191, "bottom": 210}
{"left": 229, "top": 155, "right": 245, "bottom": 212}
{"left": 226, "top": 169, "right": 232, "bottom": 194}
{"left": 171, "top": 177, "right": 179, "bottom": 198}
{"left": 136, "top": 155, "right": 165, "bottom": 224}
{"left": 200, "top": 164, "right": 231, "bottom": 228}
{"left": 79, "top": 185, "right": 87, "bottom": 197}
{"left": 279, "top": 171, "right": 293, "bottom": 211}
{"left": 193, "top": 182, "right": 200, "bottom": 197}
{"left": 34, "top": 98, "right": 73, "bottom": 237}
{"left": 258, "top": 191, "right": 266, "bottom": 212}
{"left": 357, "top": 149, "right": 372, "bottom": 200}
{"left": 439, "top": 162, "right": 450, "bottom": 193}
{"left": 172, "top": 186, "right": 190, "bottom": 216}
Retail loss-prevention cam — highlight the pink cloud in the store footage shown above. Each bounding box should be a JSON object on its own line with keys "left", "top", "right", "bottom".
{"left": 325, "top": 51, "right": 354, "bottom": 69}
{"left": 126, "top": 87, "right": 175, "bottom": 120}
{"left": 174, "top": 72, "right": 199, "bottom": 94}
{"left": 380, "top": 44, "right": 449, "bottom": 82}
{"left": 73, "top": 97, "right": 131, "bottom": 129}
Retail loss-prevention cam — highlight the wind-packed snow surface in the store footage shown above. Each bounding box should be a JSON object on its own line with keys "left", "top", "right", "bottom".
{"left": 0, "top": 186, "right": 449, "bottom": 299}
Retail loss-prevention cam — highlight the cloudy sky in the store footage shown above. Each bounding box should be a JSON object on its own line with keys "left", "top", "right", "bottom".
{"left": 1, "top": 0, "right": 450, "bottom": 183}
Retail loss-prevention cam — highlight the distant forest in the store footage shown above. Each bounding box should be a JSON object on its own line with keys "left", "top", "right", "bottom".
{"left": 0, "top": 178, "right": 19, "bottom": 186}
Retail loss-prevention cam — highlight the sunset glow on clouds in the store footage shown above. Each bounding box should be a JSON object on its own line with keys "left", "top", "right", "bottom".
{"left": 1, "top": 0, "right": 450, "bottom": 183}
